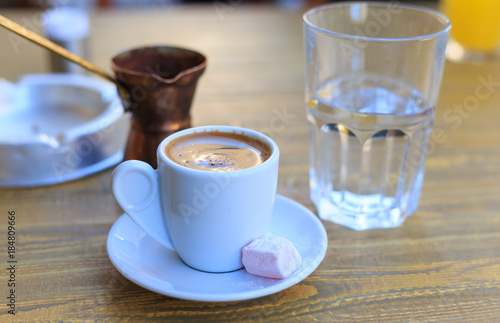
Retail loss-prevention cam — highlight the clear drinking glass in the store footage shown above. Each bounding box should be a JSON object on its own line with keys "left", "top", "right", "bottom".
{"left": 303, "top": 2, "right": 451, "bottom": 230}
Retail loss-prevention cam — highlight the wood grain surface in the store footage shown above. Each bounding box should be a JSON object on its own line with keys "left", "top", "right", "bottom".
{"left": 0, "top": 3, "right": 499, "bottom": 322}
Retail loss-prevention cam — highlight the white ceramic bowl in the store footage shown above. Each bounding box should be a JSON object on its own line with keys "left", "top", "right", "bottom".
{"left": 0, "top": 74, "right": 130, "bottom": 187}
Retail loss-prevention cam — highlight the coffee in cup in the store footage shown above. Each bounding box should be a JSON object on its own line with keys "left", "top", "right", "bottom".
{"left": 111, "top": 126, "right": 279, "bottom": 273}
{"left": 165, "top": 130, "right": 272, "bottom": 172}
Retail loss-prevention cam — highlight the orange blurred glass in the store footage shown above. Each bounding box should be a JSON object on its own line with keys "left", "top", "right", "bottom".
{"left": 441, "top": 0, "right": 500, "bottom": 62}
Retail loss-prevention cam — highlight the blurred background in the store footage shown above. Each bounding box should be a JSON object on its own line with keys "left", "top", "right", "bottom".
{"left": 0, "top": 0, "right": 436, "bottom": 9}
{"left": 1, "top": 0, "right": 179, "bottom": 7}
{"left": 0, "top": 0, "right": 439, "bottom": 82}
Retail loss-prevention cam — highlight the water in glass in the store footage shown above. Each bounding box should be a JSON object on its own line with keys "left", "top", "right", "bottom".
{"left": 307, "top": 74, "right": 433, "bottom": 230}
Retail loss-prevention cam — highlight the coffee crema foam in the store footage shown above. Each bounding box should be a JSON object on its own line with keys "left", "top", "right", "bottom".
{"left": 165, "top": 131, "right": 272, "bottom": 171}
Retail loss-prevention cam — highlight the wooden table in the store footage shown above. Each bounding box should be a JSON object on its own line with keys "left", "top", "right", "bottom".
{"left": 1, "top": 3, "right": 499, "bottom": 321}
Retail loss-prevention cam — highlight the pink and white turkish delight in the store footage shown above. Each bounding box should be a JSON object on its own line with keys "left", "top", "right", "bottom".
{"left": 242, "top": 235, "right": 302, "bottom": 279}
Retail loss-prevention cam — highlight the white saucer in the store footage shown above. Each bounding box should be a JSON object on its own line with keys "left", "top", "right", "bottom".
{"left": 107, "top": 194, "right": 328, "bottom": 302}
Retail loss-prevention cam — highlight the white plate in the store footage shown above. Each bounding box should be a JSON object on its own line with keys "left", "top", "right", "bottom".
{"left": 107, "top": 194, "right": 328, "bottom": 302}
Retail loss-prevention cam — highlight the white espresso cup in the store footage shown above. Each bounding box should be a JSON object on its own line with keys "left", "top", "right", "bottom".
{"left": 111, "top": 125, "right": 279, "bottom": 273}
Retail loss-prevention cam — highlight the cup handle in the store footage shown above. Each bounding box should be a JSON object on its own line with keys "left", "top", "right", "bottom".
{"left": 111, "top": 160, "right": 174, "bottom": 250}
